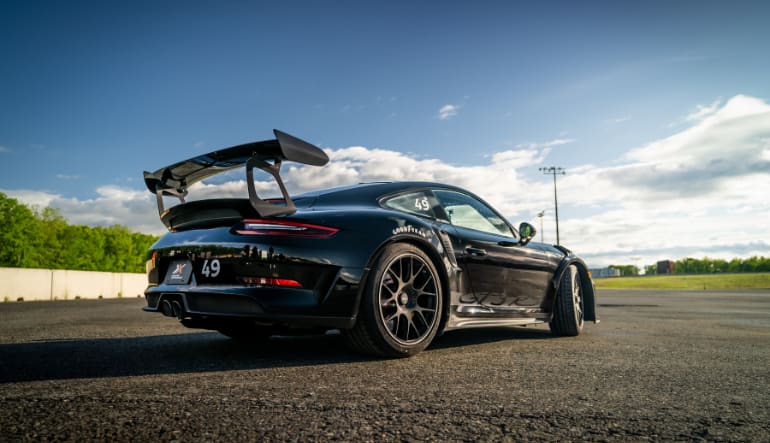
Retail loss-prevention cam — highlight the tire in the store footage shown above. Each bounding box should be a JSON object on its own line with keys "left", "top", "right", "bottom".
{"left": 549, "top": 264, "right": 584, "bottom": 336}
{"left": 343, "top": 243, "right": 443, "bottom": 357}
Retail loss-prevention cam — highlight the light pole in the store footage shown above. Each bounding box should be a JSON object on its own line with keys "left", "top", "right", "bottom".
{"left": 539, "top": 166, "right": 565, "bottom": 245}
{"left": 537, "top": 210, "right": 545, "bottom": 243}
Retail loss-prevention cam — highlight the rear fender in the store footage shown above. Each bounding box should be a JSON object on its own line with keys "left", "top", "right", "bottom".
{"left": 360, "top": 229, "right": 456, "bottom": 336}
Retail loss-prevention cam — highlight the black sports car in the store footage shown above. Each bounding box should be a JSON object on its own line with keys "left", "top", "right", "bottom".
{"left": 143, "top": 130, "right": 597, "bottom": 357}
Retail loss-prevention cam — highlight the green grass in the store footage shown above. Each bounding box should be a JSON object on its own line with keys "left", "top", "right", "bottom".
{"left": 594, "top": 273, "right": 770, "bottom": 290}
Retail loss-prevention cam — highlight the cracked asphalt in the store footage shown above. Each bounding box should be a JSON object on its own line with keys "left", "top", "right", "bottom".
{"left": 1, "top": 290, "right": 768, "bottom": 442}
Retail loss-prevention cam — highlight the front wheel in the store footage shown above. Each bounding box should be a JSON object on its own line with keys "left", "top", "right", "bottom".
{"left": 550, "top": 265, "right": 584, "bottom": 336}
{"left": 343, "top": 243, "right": 443, "bottom": 357}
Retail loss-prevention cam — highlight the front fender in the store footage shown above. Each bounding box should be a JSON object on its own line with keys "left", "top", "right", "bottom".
{"left": 552, "top": 256, "right": 598, "bottom": 323}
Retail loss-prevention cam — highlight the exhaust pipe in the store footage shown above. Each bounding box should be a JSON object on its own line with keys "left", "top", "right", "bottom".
{"left": 171, "top": 300, "right": 183, "bottom": 320}
{"left": 160, "top": 300, "right": 174, "bottom": 317}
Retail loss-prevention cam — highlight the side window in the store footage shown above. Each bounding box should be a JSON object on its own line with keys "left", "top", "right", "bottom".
{"left": 383, "top": 191, "right": 437, "bottom": 219}
{"left": 433, "top": 190, "right": 514, "bottom": 238}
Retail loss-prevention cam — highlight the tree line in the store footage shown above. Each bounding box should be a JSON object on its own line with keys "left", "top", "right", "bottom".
{"left": 0, "top": 192, "right": 158, "bottom": 273}
{"left": 609, "top": 256, "right": 770, "bottom": 277}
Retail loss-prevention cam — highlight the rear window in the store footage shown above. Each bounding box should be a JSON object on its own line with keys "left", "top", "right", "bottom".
{"left": 382, "top": 191, "right": 437, "bottom": 219}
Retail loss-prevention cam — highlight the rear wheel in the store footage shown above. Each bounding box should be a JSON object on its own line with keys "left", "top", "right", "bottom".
{"left": 343, "top": 243, "right": 442, "bottom": 357}
{"left": 550, "top": 265, "right": 584, "bottom": 336}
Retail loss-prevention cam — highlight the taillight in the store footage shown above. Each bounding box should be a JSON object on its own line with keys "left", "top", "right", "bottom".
{"left": 235, "top": 219, "right": 339, "bottom": 238}
{"left": 238, "top": 276, "right": 303, "bottom": 288}
{"left": 146, "top": 251, "right": 159, "bottom": 285}
{"left": 146, "top": 251, "right": 158, "bottom": 274}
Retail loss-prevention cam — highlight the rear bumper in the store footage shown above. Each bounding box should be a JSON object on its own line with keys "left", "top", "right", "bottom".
{"left": 144, "top": 274, "right": 363, "bottom": 330}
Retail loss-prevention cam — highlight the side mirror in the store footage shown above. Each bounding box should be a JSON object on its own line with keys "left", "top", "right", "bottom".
{"left": 518, "top": 222, "right": 537, "bottom": 246}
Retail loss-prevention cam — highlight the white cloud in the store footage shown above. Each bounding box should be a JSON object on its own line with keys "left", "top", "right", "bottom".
{"left": 668, "top": 98, "right": 723, "bottom": 127}
{"left": 516, "top": 138, "right": 575, "bottom": 150}
{"left": 279, "top": 147, "right": 540, "bottom": 219}
{"left": 4, "top": 94, "right": 769, "bottom": 268}
{"left": 557, "top": 94, "right": 770, "bottom": 265}
{"left": 438, "top": 104, "right": 459, "bottom": 120}
{"left": 617, "top": 95, "right": 770, "bottom": 197}
{"left": 1, "top": 189, "right": 58, "bottom": 208}
{"left": 174, "top": 144, "right": 551, "bottom": 223}
{"left": 0, "top": 145, "right": 9, "bottom": 153}
{"left": 490, "top": 148, "right": 550, "bottom": 169}
{"left": 685, "top": 98, "right": 722, "bottom": 122}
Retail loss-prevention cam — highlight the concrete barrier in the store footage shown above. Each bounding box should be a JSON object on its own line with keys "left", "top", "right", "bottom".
{"left": 0, "top": 267, "right": 147, "bottom": 301}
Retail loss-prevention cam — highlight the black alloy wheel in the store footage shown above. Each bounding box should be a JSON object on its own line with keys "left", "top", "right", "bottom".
{"left": 343, "top": 243, "right": 442, "bottom": 357}
{"left": 550, "top": 264, "right": 584, "bottom": 336}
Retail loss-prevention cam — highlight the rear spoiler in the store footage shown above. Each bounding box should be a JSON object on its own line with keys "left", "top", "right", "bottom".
{"left": 143, "top": 129, "right": 328, "bottom": 219}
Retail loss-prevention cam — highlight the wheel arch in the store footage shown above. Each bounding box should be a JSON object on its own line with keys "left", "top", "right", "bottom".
{"left": 361, "top": 234, "right": 453, "bottom": 336}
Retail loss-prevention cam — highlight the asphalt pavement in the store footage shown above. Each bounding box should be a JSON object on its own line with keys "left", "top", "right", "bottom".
{"left": 1, "top": 290, "right": 769, "bottom": 441}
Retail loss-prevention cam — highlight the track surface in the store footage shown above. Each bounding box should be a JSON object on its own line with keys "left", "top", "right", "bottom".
{"left": 1, "top": 290, "right": 769, "bottom": 441}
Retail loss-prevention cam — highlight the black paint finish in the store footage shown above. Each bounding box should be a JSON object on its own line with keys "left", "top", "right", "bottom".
{"left": 143, "top": 174, "right": 597, "bottom": 337}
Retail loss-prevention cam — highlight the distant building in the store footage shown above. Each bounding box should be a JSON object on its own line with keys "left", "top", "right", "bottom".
{"left": 657, "top": 260, "right": 675, "bottom": 275}
{"left": 590, "top": 267, "right": 621, "bottom": 278}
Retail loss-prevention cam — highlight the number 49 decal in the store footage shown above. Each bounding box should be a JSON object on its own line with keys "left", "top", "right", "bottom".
{"left": 201, "top": 259, "right": 221, "bottom": 278}
{"left": 414, "top": 197, "right": 430, "bottom": 212}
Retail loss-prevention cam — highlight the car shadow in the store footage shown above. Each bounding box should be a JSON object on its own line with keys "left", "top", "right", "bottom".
{"left": 0, "top": 326, "right": 553, "bottom": 384}
{"left": 432, "top": 326, "right": 553, "bottom": 349}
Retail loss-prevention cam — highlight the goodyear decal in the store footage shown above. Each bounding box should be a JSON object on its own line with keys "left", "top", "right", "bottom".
{"left": 392, "top": 225, "right": 430, "bottom": 238}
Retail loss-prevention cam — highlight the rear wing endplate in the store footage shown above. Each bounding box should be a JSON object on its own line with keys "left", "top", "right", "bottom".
{"left": 143, "top": 130, "right": 328, "bottom": 219}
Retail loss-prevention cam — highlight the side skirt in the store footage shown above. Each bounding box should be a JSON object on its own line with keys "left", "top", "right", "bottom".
{"left": 444, "top": 305, "right": 550, "bottom": 331}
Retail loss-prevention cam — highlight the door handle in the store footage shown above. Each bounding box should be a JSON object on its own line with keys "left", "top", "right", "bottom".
{"left": 466, "top": 247, "right": 487, "bottom": 257}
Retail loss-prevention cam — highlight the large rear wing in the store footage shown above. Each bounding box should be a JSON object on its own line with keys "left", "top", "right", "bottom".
{"left": 143, "top": 129, "right": 328, "bottom": 219}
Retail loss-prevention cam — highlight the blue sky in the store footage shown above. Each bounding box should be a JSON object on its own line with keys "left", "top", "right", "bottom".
{"left": 2, "top": 0, "right": 769, "bottom": 268}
